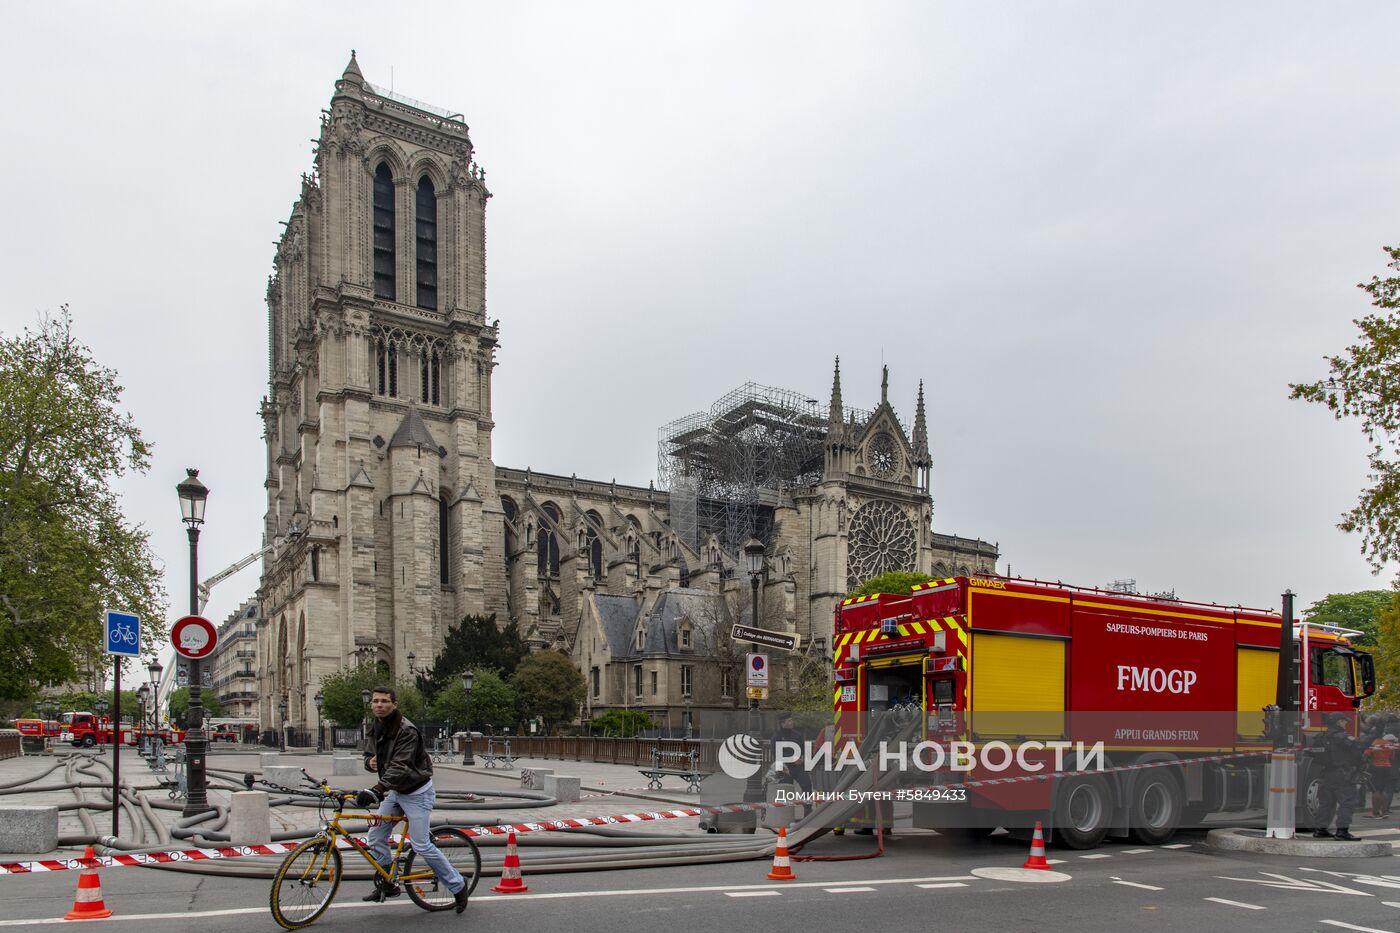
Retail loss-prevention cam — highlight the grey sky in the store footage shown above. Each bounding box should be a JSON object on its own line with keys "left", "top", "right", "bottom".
{"left": 3, "top": 1, "right": 1397, "bottom": 635}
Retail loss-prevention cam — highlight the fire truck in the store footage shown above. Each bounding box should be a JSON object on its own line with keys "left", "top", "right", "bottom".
{"left": 832, "top": 575, "right": 1376, "bottom": 848}
{"left": 59, "top": 712, "right": 185, "bottom": 748}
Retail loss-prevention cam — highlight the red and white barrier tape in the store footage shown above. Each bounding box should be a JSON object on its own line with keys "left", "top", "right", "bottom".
{"left": 0, "top": 801, "right": 777, "bottom": 875}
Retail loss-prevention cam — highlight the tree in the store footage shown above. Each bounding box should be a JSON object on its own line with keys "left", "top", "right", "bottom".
{"left": 1304, "top": 590, "right": 1389, "bottom": 648}
{"left": 511, "top": 651, "right": 585, "bottom": 732}
{"left": 320, "top": 661, "right": 423, "bottom": 726}
{"left": 167, "top": 687, "right": 224, "bottom": 724}
{"left": 847, "top": 571, "right": 936, "bottom": 599}
{"left": 1372, "top": 592, "right": 1400, "bottom": 708}
{"left": 588, "top": 709, "right": 654, "bottom": 737}
{"left": 427, "top": 669, "right": 517, "bottom": 731}
{"left": 0, "top": 309, "right": 166, "bottom": 702}
{"left": 416, "top": 614, "right": 528, "bottom": 704}
{"left": 1291, "top": 244, "right": 1400, "bottom": 573}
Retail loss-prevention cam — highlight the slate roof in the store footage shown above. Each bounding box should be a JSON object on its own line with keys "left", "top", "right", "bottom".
{"left": 389, "top": 407, "right": 439, "bottom": 451}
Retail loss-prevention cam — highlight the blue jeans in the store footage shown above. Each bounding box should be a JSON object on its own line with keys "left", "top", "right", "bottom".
{"left": 365, "top": 780, "right": 464, "bottom": 894}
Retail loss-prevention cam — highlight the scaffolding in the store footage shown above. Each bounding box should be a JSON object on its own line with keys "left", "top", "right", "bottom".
{"left": 658, "top": 382, "right": 871, "bottom": 551}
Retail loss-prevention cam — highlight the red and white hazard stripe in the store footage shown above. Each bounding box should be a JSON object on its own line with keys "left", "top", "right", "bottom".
{"left": 0, "top": 801, "right": 777, "bottom": 875}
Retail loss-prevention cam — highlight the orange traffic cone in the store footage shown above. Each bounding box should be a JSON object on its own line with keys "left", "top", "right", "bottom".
{"left": 1022, "top": 821, "right": 1049, "bottom": 870}
{"left": 492, "top": 831, "right": 530, "bottom": 893}
{"left": 767, "top": 827, "right": 796, "bottom": 881}
{"left": 63, "top": 847, "right": 113, "bottom": 920}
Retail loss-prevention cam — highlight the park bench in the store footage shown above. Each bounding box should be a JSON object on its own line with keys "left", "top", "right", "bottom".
{"left": 638, "top": 746, "right": 709, "bottom": 793}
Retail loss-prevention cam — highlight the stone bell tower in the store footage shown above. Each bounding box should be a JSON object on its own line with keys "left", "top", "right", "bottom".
{"left": 258, "top": 53, "right": 505, "bottom": 731}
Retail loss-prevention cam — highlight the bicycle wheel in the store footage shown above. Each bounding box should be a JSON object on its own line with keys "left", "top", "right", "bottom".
{"left": 403, "top": 828, "right": 482, "bottom": 910}
{"left": 270, "top": 836, "right": 343, "bottom": 930}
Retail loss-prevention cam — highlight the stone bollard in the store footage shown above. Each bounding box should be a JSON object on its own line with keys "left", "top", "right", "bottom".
{"left": 542, "top": 774, "right": 581, "bottom": 804}
{"left": 0, "top": 806, "right": 58, "bottom": 855}
{"left": 523, "top": 768, "right": 553, "bottom": 790}
{"left": 332, "top": 756, "right": 362, "bottom": 777}
{"left": 228, "top": 791, "right": 271, "bottom": 846}
{"left": 263, "top": 765, "right": 303, "bottom": 790}
{"left": 259, "top": 753, "right": 281, "bottom": 769}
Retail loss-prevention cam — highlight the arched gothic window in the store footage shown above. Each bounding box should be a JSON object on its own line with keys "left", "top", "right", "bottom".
{"left": 415, "top": 176, "right": 437, "bottom": 309}
{"left": 585, "top": 510, "right": 603, "bottom": 579}
{"left": 373, "top": 163, "right": 396, "bottom": 300}
{"left": 537, "top": 503, "right": 560, "bottom": 577}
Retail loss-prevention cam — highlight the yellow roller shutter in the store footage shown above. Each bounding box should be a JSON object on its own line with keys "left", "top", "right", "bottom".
{"left": 1236, "top": 648, "right": 1278, "bottom": 739}
{"left": 970, "top": 633, "right": 1065, "bottom": 738}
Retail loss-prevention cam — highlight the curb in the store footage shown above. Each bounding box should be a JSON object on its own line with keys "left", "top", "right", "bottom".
{"left": 1206, "top": 828, "right": 1391, "bottom": 858}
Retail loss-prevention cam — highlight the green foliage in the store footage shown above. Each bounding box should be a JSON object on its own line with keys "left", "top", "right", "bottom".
{"left": 588, "top": 709, "right": 655, "bottom": 737}
{"left": 1373, "top": 593, "right": 1400, "bottom": 708}
{"left": 319, "top": 661, "right": 423, "bottom": 726}
{"left": 427, "top": 669, "right": 517, "bottom": 731}
{"left": 846, "top": 571, "right": 936, "bottom": 599}
{"left": 510, "top": 650, "right": 585, "bottom": 732}
{"left": 1305, "top": 590, "right": 1388, "bottom": 648}
{"left": 0, "top": 309, "right": 167, "bottom": 702}
{"left": 166, "top": 687, "right": 224, "bottom": 724}
{"left": 416, "top": 614, "right": 528, "bottom": 704}
{"left": 1291, "top": 245, "right": 1400, "bottom": 573}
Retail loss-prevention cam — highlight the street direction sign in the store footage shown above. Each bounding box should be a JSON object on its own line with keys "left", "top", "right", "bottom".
{"left": 746, "top": 653, "right": 769, "bottom": 687}
{"left": 104, "top": 610, "right": 141, "bottom": 657}
{"left": 732, "top": 624, "right": 800, "bottom": 652}
{"left": 171, "top": 615, "right": 218, "bottom": 660}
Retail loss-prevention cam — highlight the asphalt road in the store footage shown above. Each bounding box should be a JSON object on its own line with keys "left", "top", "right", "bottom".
{"left": 3, "top": 828, "right": 1399, "bottom": 932}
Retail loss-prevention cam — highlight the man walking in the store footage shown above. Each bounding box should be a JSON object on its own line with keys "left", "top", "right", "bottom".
{"left": 358, "top": 686, "right": 469, "bottom": 912}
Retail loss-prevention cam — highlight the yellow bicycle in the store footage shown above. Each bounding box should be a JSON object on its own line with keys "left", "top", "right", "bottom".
{"left": 269, "top": 771, "right": 481, "bottom": 930}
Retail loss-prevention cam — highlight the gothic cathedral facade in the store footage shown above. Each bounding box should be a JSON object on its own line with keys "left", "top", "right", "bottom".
{"left": 256, "top": 57, "right": 997, "bottom": 733}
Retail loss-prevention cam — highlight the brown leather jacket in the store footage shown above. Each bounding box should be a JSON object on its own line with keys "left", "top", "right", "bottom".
{"left": 362, "top": 710, "right": 432, "bottom": 795}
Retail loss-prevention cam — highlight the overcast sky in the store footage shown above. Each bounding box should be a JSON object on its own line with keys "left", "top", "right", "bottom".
{"left": 3, "top": 2, "right": 1398, "bottom": 637}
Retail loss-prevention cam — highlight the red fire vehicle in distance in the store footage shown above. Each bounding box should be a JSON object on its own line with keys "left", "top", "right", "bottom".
{"left": 832, "top": 575, "right": 1375, "bottom": 848}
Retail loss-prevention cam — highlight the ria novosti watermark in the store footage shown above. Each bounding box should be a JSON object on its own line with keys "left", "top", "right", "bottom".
{"left": 717, "top": 733, "right": 1107, "bottom": 781}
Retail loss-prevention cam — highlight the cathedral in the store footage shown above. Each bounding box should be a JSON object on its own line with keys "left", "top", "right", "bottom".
{"left": 255, "top": 56, "right": 998, "bottom": 735}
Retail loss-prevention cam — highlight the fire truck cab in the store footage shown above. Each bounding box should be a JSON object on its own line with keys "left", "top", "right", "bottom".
{"left": 833, "top": 575, "right": 1375, "bottom": 847}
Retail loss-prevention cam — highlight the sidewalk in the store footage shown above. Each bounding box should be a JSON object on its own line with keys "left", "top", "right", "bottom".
{"left": 0, "top": 746, "right": 718, "bottom": 860}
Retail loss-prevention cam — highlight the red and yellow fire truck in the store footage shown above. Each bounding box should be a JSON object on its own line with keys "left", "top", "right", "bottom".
{"left": 833, "top": 575, "right": 1375, "bottom": 847}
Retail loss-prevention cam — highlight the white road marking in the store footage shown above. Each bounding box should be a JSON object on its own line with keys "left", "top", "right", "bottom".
{"left": 1218, "top": 872, "right": 1373, "bottom": 896}
{"left": 1320, "top": 921, "right": 1393, "bottom": 932}
{"left": 1205, "top": 897, "right": 1265, "bottom": 910}
{"left": 1110, "top": 877, "right": 1163, "bottom": 891}
{"left": 824, "top": 887, "right": 876, "bottom": 893}
{"left": 726, "top": 891, "right": 783, "bottom": 898}
{"left": 970, "top": 866, "right": 1072, "bottom": 884}
{"left": 0, "top": 875, "right": 987, "bottom": 926}
{"left": 1162, "top": 843, "right": 1191, "bottom": 849}
{"left": 1120, "top": 849, "right": 1152, "bottom": 854}
{"left": 916, "top": 882, "right": 969, "bottom": 889}
{"left": 1047, "top": 859, "right": 1067, "bottom": 865}
{"left": 1079, "top": 853, "right": 1112, "bottom": 859}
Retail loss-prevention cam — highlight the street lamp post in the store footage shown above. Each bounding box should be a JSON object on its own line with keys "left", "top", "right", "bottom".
{"left": 314, "top": 692, "right": 324, "bottom": 753}
{"left": 176, "top": 468, "right": 212, "bottom": 817}
{"left": 742, "top": 539, "right": 766, "bottom": 815}
{"left": 94, "top": 697, "right": 109, "bottom": 755}
{"left": 460, "top": 671, "right": 475, "bottom": 766}
{"left": 147, "top": 659, "right": 162, "bottom": 752}
{"left": 136, "top": 685, "right": 150, "bottom": 757}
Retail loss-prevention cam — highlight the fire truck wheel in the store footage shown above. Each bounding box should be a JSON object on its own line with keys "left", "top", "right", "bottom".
{"left": 1128, "top": 774, "right": 1182, "bottom": 845}
{"left": 80, "top": 735, "right": 96, "bottom": 748}
{"left": 1053, "top": 775, "right": 1111, "bottom": 850}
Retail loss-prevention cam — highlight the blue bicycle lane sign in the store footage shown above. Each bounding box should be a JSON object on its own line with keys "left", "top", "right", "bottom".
{"left": 105, "top": 610, "right": 141, "bottom": 657}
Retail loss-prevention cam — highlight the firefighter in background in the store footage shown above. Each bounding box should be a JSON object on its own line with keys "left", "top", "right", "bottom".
{"left": 1364, "top": 733, "right": 1398, "bottom": 819}
{"left": 1313, "top": 713, "right": 1376, "bottom": 841}
{"left": 771, "top": 714, "right": 813, "bottom": 819}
